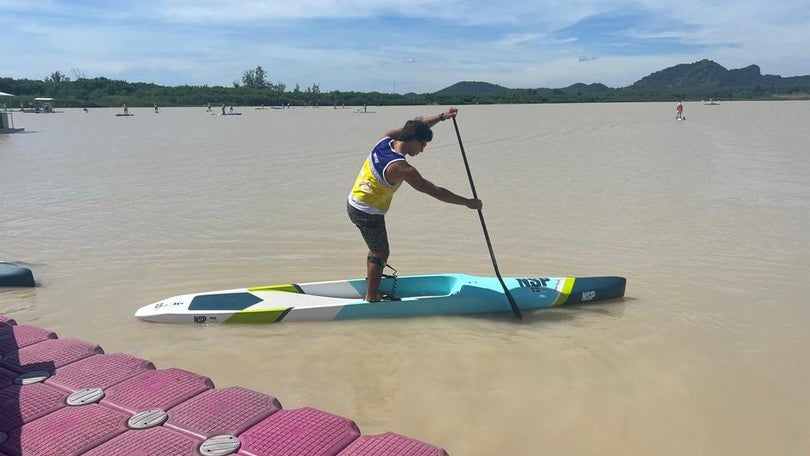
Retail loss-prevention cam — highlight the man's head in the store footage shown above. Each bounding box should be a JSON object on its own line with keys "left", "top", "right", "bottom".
{"left": 397, "top": 120, "right": 433, "bottom": 156}
{"left": 399, "top": 120, "right": 433, "bottom": 142}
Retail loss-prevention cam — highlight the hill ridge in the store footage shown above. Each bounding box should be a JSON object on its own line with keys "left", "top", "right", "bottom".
{"left": 437, "top": 59, "right": 810, "bottom": 98}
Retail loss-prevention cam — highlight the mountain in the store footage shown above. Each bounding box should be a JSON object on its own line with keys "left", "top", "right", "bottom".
{"left": 561, "top": 82, "right": 612, "bottom": 93}
{"left": 629, "top": 59, "right": 810, "bottom": 90}
{"left": 435, "top": 60, "right": 810, "bottom": 100}
{"left": 631, "top": 59, "right": 731, "bottom": 89}
{"left": 434, "top": 81, "right": 511, "bottom": 95}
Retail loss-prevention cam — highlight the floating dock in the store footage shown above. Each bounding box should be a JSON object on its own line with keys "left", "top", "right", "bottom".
{"left": 0, "top": 315, "right": 448, "bottom": 455}
{"left": 0, "top": 263, "right": 34, "bottom": 288}
{"left": 0, "top": 112, "right": 24, "bottom": 134}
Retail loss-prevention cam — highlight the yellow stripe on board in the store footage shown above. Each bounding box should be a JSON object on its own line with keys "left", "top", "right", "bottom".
{"left": 552, "top": 278, "right": 576, "bottom": 306}
{"left": 224, "top": 308, "right": 291, "bottom": 324}
{"left": 247, "top": 284, "right": 300, "bottom": 293}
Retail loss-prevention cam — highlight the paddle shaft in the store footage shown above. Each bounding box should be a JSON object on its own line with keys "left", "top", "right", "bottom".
{"left": 451, "top": 117, "right": 523, "bottom": 320}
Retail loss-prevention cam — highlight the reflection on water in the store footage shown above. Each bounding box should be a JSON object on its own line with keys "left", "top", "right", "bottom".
{"left": 1, "top": 102, "right": 809, "bottom": 455}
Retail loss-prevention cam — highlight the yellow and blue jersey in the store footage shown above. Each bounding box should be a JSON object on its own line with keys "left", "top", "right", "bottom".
{"left": 348, "top": 137, "right": 406, "bottom": 214}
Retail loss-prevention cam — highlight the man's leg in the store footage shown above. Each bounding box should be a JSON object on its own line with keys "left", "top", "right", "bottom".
{"left": 365, "top": 249, "right": 389, "bottom": 301}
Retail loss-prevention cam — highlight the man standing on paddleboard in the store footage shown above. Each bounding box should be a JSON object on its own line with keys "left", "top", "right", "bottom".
{"left": 347, "top": 108, "right": 482, "bottom": 302}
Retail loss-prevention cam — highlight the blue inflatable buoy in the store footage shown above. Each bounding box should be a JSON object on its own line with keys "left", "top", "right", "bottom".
{"left": 0, "top": 262, "right": 35, "bottom": 287}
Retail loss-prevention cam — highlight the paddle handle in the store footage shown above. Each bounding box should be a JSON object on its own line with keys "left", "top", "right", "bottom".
{"left": 452, "top": 117, "right": 523, "bottom": 320}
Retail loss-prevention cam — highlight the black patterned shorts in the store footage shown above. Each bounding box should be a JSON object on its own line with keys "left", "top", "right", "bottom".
{"left": 347, "top": 202, "right": 389, "bottom": 252}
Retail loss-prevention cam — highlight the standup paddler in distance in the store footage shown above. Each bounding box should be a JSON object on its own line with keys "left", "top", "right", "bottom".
{"left": 347, "top": 107, "right": 482, "bottom": 302}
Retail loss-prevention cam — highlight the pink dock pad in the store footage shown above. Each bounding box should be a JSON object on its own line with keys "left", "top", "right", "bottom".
{"left": 0, "top": 382, "right": 67, "bottom": 432}
{"left": 238, "top": 407, "right": 361, "bottom": 456}
{"left": 0, "top": 325, "right": 57, "bottom": 354}
{"left": 46, "top": 353, "right": 155, "bottom": 393}
{"left": 0, "top": 403, "right": 128, "bottom": 456}
{"left": 0, "top": 338, "right": 103, "bottom": 374}
{"left": 82, "top": 426, "right": 203, "bottom": 456}
{"left": 166, "top": 386, "right": 282, "bottom": 439}
{"left": 0, "top": 315, "right": 449, "bottom": 455}
{"left": 101, "top": 367, "right": 214, "bottom": 414}
{"left": 338, "top": 432, "right": 450, "bottom": 456}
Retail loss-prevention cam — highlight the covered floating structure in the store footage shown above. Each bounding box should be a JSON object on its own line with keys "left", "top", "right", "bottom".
{"left": 0, "top": 92, "right": 24, "bottom": 134}
{"left": 20, "top": 97, "right": 57, "bottom": 113}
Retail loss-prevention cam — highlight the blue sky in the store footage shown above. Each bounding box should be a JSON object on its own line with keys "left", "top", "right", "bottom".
{"left": 1, "top": 0, "right": 808, "bottom": 93}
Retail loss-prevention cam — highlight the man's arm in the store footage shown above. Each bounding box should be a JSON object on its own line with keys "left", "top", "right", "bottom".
{"left": 383, "top": 107, "right": 459, "bottom": 139}
{"left": 388, "top": 162, "right": 482, "bottom": 210}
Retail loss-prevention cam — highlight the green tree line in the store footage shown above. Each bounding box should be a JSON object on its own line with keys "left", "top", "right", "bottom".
{"left": 2, "top": 64, "right": 808, "bottom": 108}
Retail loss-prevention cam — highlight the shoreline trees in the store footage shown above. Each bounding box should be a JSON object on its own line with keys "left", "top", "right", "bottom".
{"left": 2, "top": 60, "right": 809, "bottom": 108}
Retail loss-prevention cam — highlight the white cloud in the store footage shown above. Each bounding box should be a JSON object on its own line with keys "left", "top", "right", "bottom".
{"left": 1, "top": 1, "right": 808, "bottom": 92}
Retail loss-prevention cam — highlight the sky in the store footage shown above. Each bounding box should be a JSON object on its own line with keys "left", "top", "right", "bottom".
{"left": 1, "top": 0, "right": 809, "bottom": 93}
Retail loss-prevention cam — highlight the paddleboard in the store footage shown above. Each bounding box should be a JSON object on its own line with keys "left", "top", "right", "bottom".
{"left": 135, "top": 273, "right": 626, "bottom": 324}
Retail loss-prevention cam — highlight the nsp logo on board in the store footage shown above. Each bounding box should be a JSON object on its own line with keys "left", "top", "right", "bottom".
{"left": 581, "top": 290, "right": 596, "bottom": 301}
{"left": 517, "top": 278, "right": 549, "bottom": 292}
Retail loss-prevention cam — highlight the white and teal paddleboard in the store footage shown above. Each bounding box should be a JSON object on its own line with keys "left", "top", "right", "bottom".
{"left": 135, "top": 274, "right": 626, "bottom": 324}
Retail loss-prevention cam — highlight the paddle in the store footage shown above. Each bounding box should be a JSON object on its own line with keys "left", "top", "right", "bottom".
{"left": 451, "top": 117, "right": 523, "bottom": 320}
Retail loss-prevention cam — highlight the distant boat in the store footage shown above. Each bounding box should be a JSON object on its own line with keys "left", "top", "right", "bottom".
{"left": 703, "top": 99, "right": 720, "bottom": 105}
